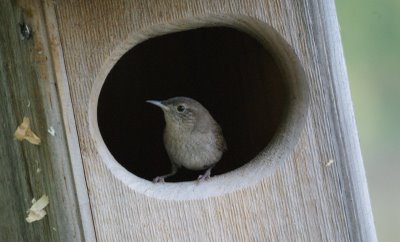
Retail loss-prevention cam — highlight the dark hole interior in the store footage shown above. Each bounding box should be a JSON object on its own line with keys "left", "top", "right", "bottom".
{"left": 98, "top": 26, "right": 288, "bottom": 182}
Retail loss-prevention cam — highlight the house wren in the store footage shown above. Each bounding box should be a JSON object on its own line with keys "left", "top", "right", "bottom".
{"left": 147, "top": 97, "right": 227, "bottom": 183}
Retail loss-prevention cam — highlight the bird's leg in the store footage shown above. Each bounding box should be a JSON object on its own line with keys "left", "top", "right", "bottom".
{"left": 197, "top": 164, "right": 215, "bottom": 181}
{"left": 153, "top": 163, "right": 178, "bottom": 183}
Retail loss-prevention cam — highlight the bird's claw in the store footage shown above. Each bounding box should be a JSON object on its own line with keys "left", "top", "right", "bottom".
{"left": 197, "top": 166, "right": 214, "bottom": 182}
{"left": 197, "top": 173, "right": 211, "bottom": 181}
{"left": 153, "top": 176, "right": 165, "bottom": 183}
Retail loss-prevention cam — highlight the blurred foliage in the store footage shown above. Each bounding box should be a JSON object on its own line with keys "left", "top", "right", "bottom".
{"left": 336, "top": 0, "right": 400, "bottom": 241}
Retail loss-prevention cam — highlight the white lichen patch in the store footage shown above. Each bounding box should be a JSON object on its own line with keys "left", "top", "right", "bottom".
{"left": 14, "top": 117, "right": 41, "bottom": 145}
{"left": 326, "top": 159, "right": 334, "bottom": 167}
{"left": 26, "top": 194, "right": 49, "bottom": 223}
{"left": 47, "top": 126, "right": 56, "bottom": 136}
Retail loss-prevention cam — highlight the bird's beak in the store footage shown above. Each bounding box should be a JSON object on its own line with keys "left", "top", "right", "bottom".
{"left": 146, "top": 100, "right": 170, "bottom": 111}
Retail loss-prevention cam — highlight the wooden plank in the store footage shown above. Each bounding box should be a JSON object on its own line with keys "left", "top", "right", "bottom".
{"left": 53, "top": 0, "right": 376, "bottom": 241}
{"left": 0, "top": 0, "right": 93, "bottom": 241}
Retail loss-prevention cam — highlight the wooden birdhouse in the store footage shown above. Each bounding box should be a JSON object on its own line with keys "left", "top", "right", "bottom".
{"left": 1, "top": 0, "right": 377, "bottom": 241}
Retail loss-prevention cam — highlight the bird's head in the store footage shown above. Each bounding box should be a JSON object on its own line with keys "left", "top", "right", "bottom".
{"left": 146, "top": 97, "right": 209, "bottom": 129}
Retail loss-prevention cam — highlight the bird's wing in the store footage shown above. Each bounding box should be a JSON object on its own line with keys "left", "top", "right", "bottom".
{"left": 214, "top": 124, "right": 227, "bottom": 152}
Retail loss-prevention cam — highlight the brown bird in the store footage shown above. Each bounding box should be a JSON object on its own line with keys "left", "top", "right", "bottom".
{"left": 147, "top": 97, "right": 227, "bottom": 183}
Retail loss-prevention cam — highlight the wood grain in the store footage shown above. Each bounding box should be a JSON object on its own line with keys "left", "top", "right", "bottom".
{"left": 0, "top": 0, "right": 93, "bottom": 241}
{"left": 51, "top": 0, "right": 377, "bottom": 241}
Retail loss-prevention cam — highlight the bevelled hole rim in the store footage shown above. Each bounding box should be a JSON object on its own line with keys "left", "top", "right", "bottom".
{"left": 89, "top": 15, "right": 309, "bottom": 200}
{"left": 97, "top": 26, "right": 286, "bottom": 182}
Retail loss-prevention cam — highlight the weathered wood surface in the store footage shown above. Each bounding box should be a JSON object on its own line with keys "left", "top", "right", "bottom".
{"left": 0, "top": 0, "right": 94, "bottom": 241}
{"left": 50, "top": 0, "right": 375, "bottom": 241}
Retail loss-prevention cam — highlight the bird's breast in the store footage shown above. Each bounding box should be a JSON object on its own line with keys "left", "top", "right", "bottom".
{"left": 163, "top": 127, "right": 222, "bottom": 170}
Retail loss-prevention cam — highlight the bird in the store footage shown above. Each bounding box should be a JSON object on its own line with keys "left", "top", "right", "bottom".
{"left": 146, "top": 97, "right": 227, "bottom": 183}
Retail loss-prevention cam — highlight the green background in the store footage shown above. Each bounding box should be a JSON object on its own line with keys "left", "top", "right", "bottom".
{"left": 336, "top": 0, "right": 400, "bottom": 241}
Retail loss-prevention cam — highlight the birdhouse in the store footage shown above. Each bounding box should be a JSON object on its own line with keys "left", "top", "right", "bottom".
{"left": 1, "top": 0, "right": 376, "bottom": 241}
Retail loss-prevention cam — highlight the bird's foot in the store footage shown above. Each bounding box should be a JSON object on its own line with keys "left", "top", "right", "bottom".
{"left": 152, "top": 166, "right": 179, "bottom": 183}
{"left": 197, "top": 173, "right": 211, "bottom": 181}
{"left": 197, "top": 167, "right": 212, "bottom": 182}
{"left": 153, "top": 176, "right": 165, "bottom": 183}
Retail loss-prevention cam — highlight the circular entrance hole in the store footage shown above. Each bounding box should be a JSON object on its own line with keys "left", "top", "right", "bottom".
{"left": 97, "top": 25, "right": 300, "bottom": 183}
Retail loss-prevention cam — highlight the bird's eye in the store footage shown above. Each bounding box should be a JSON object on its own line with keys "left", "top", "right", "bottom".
{"left": 176, "top": 105, "right": 185, "bottom": 112}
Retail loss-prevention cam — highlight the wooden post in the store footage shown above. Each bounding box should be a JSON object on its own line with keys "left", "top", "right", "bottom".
{"left": 1, "top": 0, "right": 376, "bottom": 241}
{"left": 0, "top": 0, "right": 94, "bottom": 241}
